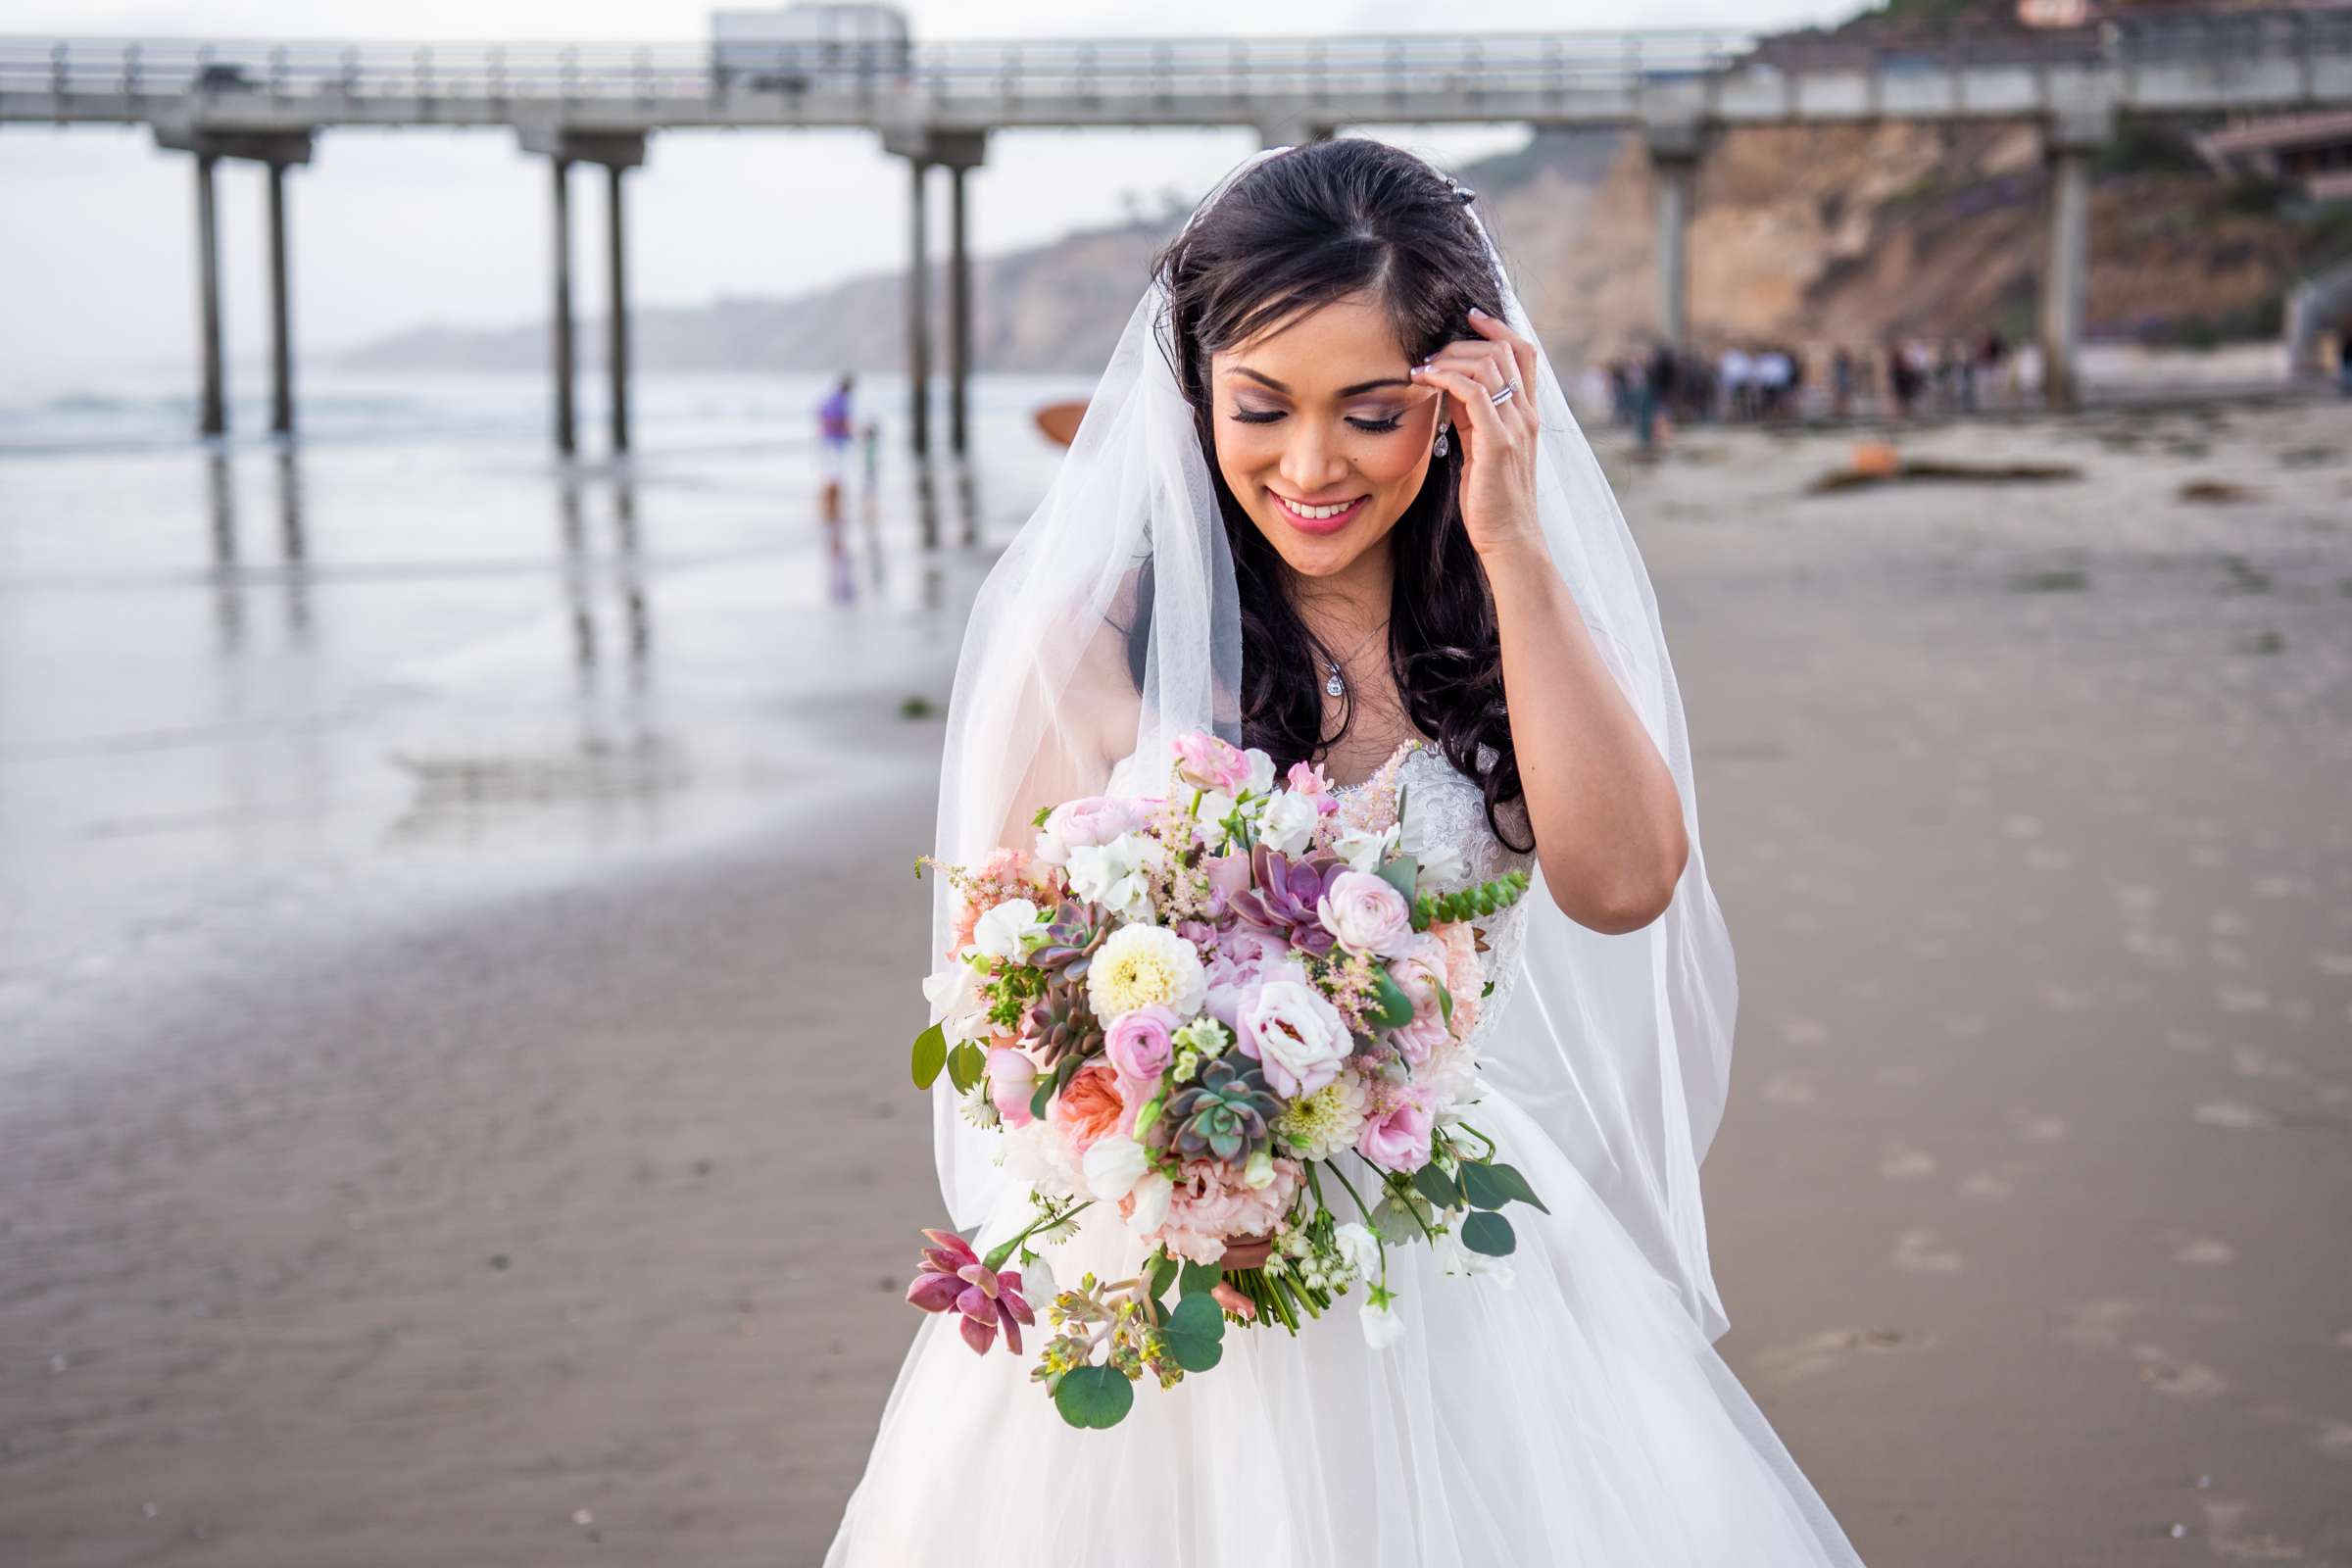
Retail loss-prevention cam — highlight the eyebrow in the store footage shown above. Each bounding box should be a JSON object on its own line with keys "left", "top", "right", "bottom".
{"left": 1224, "top": 367, "right": 1414, "bottom": 397}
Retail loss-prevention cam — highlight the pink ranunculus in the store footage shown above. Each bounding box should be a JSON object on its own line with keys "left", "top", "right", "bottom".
{"left": 1048, "top": 1060, "right": 1128, "bottom": 1154}
{"left": 1105, "top": 1003, "right": 1177, "bottom": 1087}
{"left": 1286, "top": 759, "right": 1340, "bottom": 814}
{"left": 1171, "top": 732, "right": 1251, "bottom": 794}
{"left": 1356, "top": 1081, "right": 1437, "bottom": 1173}
{"left": 988, "top": 1046, "right": 1040, "bottom": 1128}
{"left": 1036, "top": 795, "right": 1149, "bottom": 867}
{"left": 1384, "top": 932, "right": 1453, "bottom": 1066}
{"left": 1318, "top": 869, "right": 1414, "bottom": 957}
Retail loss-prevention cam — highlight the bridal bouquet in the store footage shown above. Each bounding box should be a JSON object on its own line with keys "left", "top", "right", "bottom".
{"left": 904, "top": 731, "right": 1544, "bottom": 1430}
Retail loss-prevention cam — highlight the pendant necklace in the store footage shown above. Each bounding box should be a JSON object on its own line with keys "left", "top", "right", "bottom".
{"left": 1321, "top": 618, "right": 1392, "bottom": 700}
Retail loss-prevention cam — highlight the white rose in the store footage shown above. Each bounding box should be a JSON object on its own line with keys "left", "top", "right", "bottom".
{"left": 1081, "top": 1134, "right": 1149, "bottom": 1201}
{"left": 971, "top": 898, "right": 1046, "bottom": 962}
{"left": 1065, "top": 831, "right": 1165, "bottom": 923}
{"left": 1333, "top": 1221, "right": 1381, "bottom": 1280}
{"left": 1256, "top": 791, "right": 1322, "bottom": 855}
{"left": 1240, "top": 976, "right": 1349, "bottom": 1100}
{"left": 1359, "top": 1297, "right": 1407, "bottom": 1350}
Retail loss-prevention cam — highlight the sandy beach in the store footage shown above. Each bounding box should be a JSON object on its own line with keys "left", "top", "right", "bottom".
{"left": 3, "top": 388, "right": 2348, "bottom": 1565}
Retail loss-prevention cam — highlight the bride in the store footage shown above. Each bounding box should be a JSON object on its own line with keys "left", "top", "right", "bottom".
{"left": 824, "top": 139, "right": 1866, "bottom": 1566}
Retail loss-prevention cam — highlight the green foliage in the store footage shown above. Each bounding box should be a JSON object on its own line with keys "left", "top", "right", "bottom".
{"left": 1461, "top": 1210, "right": 1517, "bottom": 1257}
{"left": 1053, "top": 1363, "right": 1135, "bottom": 1429}
{"left": 1411, "top": 1161, "right": 1463, "bottom": 1211}
{"left": 1369, "top": 969, "right": 1417, "bottom": 1031}
{"left": 1460, "top": 1160, "right": 1549, "bottom": 1215}
{"left": 909, "top": 1022, "right": 947, "bottom": 1091}
{"left": 1412, "top": 868, "right": 1531, "bottom": 931}
{"left": 945, "top": 1041, "right": 986, "bottom": 1095}
{"left": 1162, "top": 1294, "right": 1227, "bottom": 1372}
{"left": 1178, "top": 1260, "right": 1224, "bottom": 1299}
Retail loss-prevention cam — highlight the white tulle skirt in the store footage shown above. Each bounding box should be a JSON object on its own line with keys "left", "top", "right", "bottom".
{"left": 823, "top": 1081, "right": 1867, "bottom": 1567}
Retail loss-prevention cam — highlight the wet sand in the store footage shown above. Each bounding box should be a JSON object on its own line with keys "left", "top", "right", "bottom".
{"left": 4, "top": 394, "right": 2349, "bottom": 1565}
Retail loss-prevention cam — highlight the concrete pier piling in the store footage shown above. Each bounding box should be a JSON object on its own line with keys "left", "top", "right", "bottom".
{"left": 2039, "top": 109, "right": 2112, "bottom": 414}
{"left": 520, "top": 127, "right": 646, "bottom": 458}
{"left": 884, "top": 128, "right": 985, "bottom": 459}
{"left": 156, "top": 127, "right": 312, "bottom": 440}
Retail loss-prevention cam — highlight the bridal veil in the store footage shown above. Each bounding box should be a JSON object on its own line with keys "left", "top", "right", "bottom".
{"left": 924, "top": 143, "right": 1740, "bottom": 1343}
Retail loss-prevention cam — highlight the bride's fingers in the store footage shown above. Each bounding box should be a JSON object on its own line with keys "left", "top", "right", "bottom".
{"left": 1468, "top": 307, "right": 1540, "bottom": 403}
{"left": 1411, "top": 362, "right": 1517, "bottom": 457}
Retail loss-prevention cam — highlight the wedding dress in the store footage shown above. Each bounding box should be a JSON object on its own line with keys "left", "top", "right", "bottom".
{"left": 823, "top": 738, "right": 1866, "bottom": 1567}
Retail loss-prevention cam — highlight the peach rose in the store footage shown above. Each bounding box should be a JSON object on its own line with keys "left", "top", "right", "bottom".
{"left": 1048, "top": 1060, "right": 1128, "bottom": 1153}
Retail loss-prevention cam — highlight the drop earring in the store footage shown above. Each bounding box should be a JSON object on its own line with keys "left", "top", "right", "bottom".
{"left": 1434, "top": 423, "right": 1450, "bottom": 459}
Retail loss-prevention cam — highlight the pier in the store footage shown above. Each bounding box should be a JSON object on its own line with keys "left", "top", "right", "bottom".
{"left": 6, "top": 10, "right": 2350, "bottom": 442}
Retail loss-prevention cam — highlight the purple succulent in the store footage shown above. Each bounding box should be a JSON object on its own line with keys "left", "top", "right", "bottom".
{"left": 905, "top": 1228, "right": 1036, "bottom": 1355}
{"left": 1226, "top": 842, "right": 1347, "bottom": 956}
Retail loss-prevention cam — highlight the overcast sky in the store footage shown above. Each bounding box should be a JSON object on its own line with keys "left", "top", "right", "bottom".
{"left": 2, "top": 1, "right": 1861, "bottom": 381}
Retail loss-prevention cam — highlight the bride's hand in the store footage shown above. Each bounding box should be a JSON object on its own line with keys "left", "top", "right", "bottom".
{"left": 1219, "top": 1231, "right": 1275, "bottom": 1270}
{"left": 1409, "top": 307, "right": 1546, "bottom": 561}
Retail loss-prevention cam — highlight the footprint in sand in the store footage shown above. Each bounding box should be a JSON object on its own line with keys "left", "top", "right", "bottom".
{"left": 1880, "top": 1145, "right": 1936, "bottom": 1180}
{"left": 2168, "top": 1029, "right": 2214, "bottom": 1055}
{"left": 1759, "top": 1073, "right": 1816, "bottom": 1106}
{"left": 2040, "top": 983, "right": 2092, "bottom": 1011}
{"left": 2218, "top": 987, "right": 2271, "bottom": 1014}
{"left": 2008, "top": 1110, "right": 2069, "bottom": 1143}
{"left": 1750, "top": 1327, "right": 1912, "bottom": 1386}
{"left": 1960, "top": 1169, "right": 2015, "bottom": 1199}
{"left": 2210, "top": 910, "right": 2251, "bottom": 936}
{"left": 2132, "top": 1344, "right": 2229, "bottom": 1398}
{"left": 2195, "top": 1100, "right": 2278, "bottom": 1131}
{"left": 1943, "top": 1013, "right": 1988, "bottom": 1038}
{"left": 1894, "top": 1230, "right": 1962, "bottom": 1273}
{"left": 2167, "top": 1234, "right": 2235, "bottom": 1267}
{"left": 1778, "top": 1018, "right": 1828, "bottom": 1047}
{"left": 2209, "top": 942, "right": 2249, "bottom": 970}
{"left": 2315, "top": 952, "right": 2352, "bottom": 976}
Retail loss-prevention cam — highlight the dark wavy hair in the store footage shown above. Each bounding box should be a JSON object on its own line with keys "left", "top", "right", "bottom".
{"left": 1141, "top": 138, "right": 1531, "bottom": 854}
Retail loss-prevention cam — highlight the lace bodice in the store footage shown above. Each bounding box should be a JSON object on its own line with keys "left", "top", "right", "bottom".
{"left": 1332, "top": 739, "right": 1538, "bottom": 1052}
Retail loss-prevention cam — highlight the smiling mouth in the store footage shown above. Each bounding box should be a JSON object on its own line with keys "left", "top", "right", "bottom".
{"left": 1269, "top": 491, "right": 1370, "bottom": 528}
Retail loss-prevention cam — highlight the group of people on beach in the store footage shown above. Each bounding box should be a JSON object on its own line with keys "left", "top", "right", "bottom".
{"left": 1605, "top": 328, "right": 2031, "bottom": 447}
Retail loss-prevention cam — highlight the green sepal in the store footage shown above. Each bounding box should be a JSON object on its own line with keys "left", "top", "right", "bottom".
{"left": 910, "top": 1022, "right": 948, "bottom": 1091}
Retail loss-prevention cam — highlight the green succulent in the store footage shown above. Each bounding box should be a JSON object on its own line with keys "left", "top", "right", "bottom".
{"left": 1026, "top": 979, "right": 1102, "bottom": 1069}
{"left": 1163, "top": 1057, "right": 1281, "bottom": 1165}
{"left": 1032, "top": 899, "right": 1111, "bottom": 981}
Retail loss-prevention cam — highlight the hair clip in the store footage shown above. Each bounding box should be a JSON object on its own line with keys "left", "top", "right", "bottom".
{"left": 1449, "top": 182, "right": 1477, "bottom": 205}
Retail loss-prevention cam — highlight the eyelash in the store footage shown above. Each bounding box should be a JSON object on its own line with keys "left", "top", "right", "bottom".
{"left": 1228, "top": 410, "right": 1405, "bottom": 433}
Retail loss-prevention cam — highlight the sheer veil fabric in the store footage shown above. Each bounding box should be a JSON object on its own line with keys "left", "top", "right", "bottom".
{"left": 927, "top": 143, "right": 1738, "bottom": 1343}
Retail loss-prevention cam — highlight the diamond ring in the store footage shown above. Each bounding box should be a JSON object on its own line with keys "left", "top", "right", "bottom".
{"left": 1490, "top": 379, "right": 1520, "bottom": 407}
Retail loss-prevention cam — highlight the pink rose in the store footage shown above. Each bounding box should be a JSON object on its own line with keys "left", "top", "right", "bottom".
{"left": 1204, "top": 928, "right": 1288, "bottom": 1028}
{"left": 1171, "top": 732, "right": 1251, "bottom": 793}
{"left": 1202, "top": 852, "right": 1253, "bottom": 916}
{"left": 1238, "top": 973, "right": 1349, "bottom": 1101}
{"left": 988, "top": 1047, "right": 1039, "bottom": 1129}
{"left": 1317, "top": 869, "right": 1413, "bottom": 956}
{"left": 1036, "top": 795, "right": 1149, "bottom": 867}
{"left": 1356, "top": 1081, "right": 1436, "bottom": 1173}
{"left": 1105, "top": 1004, "right": 1177, "bottom": 1086}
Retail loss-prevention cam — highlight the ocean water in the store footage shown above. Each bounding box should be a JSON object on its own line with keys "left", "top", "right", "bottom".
{"left": 0, "top": 366, "right": 1087, "bottom": 998}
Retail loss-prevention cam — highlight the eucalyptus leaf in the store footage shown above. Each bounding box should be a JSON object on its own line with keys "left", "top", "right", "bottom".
{"left": 910, "top": 1022, "right": 948, "bottom": 1091}
{"left": 1178, "top": 1260, "right": 1224, "bottom": 1299}
{"left": 1028, "top": 1074, "right": 1054, "bottom": 1121}
{"left": 1162, "top": 1293, "right": 1227, "bottom": 1372}
{"left": 946, "top": 1041, "right": 986, "bottom": 1095}
{"left": 1461, "top": 1210, "right": 1516, "bottom": 1257}
{"left": 1052, "top": 1363, "right": 1135, "bottom": 1430}
{"left": 1458, "top": 1160, "right": 1508, "bottom": 1211}
{"left": 1481, "top": 1161, "right": 1549, "bottom": 1215}
{"left": 1434, "top": 978, "right": 1453, "bottom": 1026}
{"left": 1410, "top": 1161, "right": 1463, "bottom": 1211}
{"left": 1148, "top": 1255, "right": 1179, "bottom": 1303}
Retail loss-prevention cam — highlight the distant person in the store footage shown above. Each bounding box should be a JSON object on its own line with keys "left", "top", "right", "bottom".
{"left": 1640, "top": 339, "right": 1677, "bottom": 452}
{"left": 816, "top": 373, "right": 856, "bottom": 521}
{"left": 1832, "top": 347, "right": 1855, "bottom": 418}
{"left": 1719, "top": 345, "right": 1752, "bottom": 422}
{"left": 859, "top": 417, "right": 881, "bottom": 488}
{"left": 2339, "top": 325, "right": 2352, "bottom": 397}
